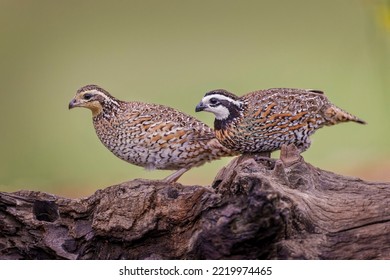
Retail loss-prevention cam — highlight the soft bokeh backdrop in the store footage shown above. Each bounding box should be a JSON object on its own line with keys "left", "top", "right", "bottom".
{"left": 1, "top": 0, "right": 389, "bottom": 197}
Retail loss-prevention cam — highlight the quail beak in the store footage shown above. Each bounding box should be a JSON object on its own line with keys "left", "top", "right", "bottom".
{"left": 195, "top": 102, "right": 206, "bottom": 112}
{"left": 68, "top": 98, "right": 81, "bottom": 109}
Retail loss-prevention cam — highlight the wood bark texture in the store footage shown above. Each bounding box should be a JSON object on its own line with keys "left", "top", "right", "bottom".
{"left": 1, "top": 145, "right": 389, "bottom": 259}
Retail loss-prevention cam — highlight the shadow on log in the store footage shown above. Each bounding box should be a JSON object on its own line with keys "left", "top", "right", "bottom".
{"left": 1, "top": 145, "right": 389, "bottom": 259}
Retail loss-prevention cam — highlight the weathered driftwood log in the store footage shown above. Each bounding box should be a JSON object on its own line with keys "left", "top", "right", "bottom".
{"left": 0, "top": 145, "right": 389, "bottom": 259}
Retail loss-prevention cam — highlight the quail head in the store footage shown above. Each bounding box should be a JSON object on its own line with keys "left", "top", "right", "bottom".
{"left": 195, "top": 88, "right": 366, "bottom": 154}
{"left": 69, "top": 85, "right": 238, "bottom": 183}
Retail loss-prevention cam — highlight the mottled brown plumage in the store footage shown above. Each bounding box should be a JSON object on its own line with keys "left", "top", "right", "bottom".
{"left": 69, "top": 85, "right": 238, "bottom": 182}
{"left": 195, "top": 88, "right": 366, "bottom": 154}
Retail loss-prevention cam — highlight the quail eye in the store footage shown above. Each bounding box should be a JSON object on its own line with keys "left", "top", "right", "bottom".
{"left": 84, "top": 93, "right": 93, "bottom": 100}
{"left": 209, "top": 98, "right": 219, "bottom": 105}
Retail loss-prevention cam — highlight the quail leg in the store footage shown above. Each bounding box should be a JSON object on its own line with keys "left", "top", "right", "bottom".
{"left": 163, "top": 168, "right": 189, "bottom": 183}
{"left": 279, "top": 144, "right": 302, "bottom": 166}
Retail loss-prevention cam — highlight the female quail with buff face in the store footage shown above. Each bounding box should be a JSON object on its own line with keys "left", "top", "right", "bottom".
{"left": 69, "top": 85, "right": 238, "bottom": 182}
{"left": 195, "top": 88, "right": 366, "bottom": 154}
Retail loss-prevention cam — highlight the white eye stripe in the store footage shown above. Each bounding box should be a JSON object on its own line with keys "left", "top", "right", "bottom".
{"left": 202, "top": 94, "right": 242, "bottom": 107}
{"left": 91, "top": 90, "right": 119, "bottom": 106}
{"left": 92, "top": 90, "right": 110, "bottom": 100}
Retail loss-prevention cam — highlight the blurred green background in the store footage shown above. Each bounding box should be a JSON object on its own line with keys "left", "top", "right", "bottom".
{"left": 1, "top": 0, "right": 389, "bottom": 198}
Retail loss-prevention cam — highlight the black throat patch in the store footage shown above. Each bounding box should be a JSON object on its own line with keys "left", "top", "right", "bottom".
{"left": 214, "top": 101, "right": 242, "bottom": 130}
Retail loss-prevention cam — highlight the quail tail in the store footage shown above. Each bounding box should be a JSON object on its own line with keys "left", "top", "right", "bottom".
{"left": 324, "top": 105, "right": 366, "bottom": 125}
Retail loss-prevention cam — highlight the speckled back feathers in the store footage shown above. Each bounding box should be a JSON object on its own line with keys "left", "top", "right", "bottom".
{"left": 197, "top": 88, "right": 366, "bottom": 153}
{"left": 70, "top": 85, "right": 237, "bottom": 177}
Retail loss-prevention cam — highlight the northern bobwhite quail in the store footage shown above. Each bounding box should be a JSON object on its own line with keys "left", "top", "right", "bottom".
{"left": 69, "top": 85, "right": 238, "bottom": 182}
{"left": 195, "top": 88, "right": 366, "bottom": 154}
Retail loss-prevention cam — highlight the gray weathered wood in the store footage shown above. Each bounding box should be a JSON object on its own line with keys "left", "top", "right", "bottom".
{"left": 1, "top": 145, "right": 389, "bottom": 259}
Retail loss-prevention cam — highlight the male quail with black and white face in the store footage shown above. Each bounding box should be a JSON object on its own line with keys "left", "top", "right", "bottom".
{"left": 195, "top": 88, "right": 365, "bottom": 154}
{"left": 69, "top": 85, "right": 238, "bottom": 182}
